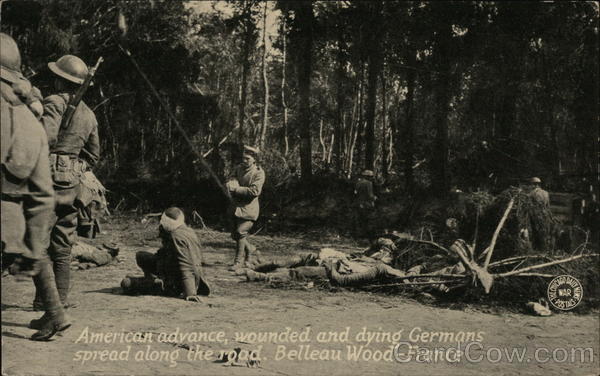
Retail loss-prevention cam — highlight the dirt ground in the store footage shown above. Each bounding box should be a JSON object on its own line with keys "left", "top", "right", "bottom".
{"left": 2, "top": 215, "right": 599, "bottom": 376}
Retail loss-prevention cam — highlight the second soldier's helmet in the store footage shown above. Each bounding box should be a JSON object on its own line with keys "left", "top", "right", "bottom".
{"left": 0, "top": 32, "right": 23, "bottom": 82}
{"left": 48, "top": 55, "right": 88, "bottom": 85}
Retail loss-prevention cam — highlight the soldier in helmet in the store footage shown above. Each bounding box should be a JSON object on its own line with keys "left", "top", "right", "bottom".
{"left": 527, "top": 177, "right": 550, "bottom": 208}
{"left": 33, "top": 54, "right": 100, "bottom": 310}
{"left": 1, "top": 32, "right": 71, "bottom": 340}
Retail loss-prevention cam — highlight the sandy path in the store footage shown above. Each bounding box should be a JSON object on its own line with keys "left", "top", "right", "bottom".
{"left": 2, "top": 218, "right": 598, "bottom": 375}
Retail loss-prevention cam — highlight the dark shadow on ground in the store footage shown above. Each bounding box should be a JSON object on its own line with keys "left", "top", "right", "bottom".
{"left": 2, "top": 321, "right": 30, "bottom": 329}
{"left": 82, "top": 287, "right": 122, "bottom": 294}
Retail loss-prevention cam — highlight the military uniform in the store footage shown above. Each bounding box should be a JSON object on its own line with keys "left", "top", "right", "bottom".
{"left": 124, "top": 225, "right": 210, "bottom": 298}
{"left": 353, "top": 171, "right": 376, "bottom": 238}
{"left": 228, "top": 159, "right": 265, "bottom": 269}
{"left": 1, "top": 32, "right": 69, "bottom": 340}
{"left": 530, "top": 187, "right": 550, "bottom": 208}
{"left": 35, "top": 55, "right": 100, "bottom": 307}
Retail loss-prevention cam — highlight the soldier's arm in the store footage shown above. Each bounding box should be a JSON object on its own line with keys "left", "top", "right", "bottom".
{"left": 232, "top": 169, "right": 265, "bottom": 198}
{"left": 23, "top": 136, "right": 56, "bottom": 259}
{"left": 172, "top": 236, "right": 198, "bottom": 298}
{"left": 81, "top": 122, "right": 100, "bottom": 167}
{"left": 41, "top": 95, "right": 67, "bottom": 146}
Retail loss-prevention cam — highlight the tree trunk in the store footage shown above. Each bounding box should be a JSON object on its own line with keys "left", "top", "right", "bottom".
{"left": 334, "top": 16, "right": 345, "bottom": 173}
{"left": 381, "top": 66, "right": 388, "bottom": 180}
{"left": 237, "top": 1, "right": 253, "bottom": 144}
{"left": 281, "top": 18, "right": 289, "bottom": 155}
{"left": 403, "top": 47, "right": 417, "bottom": 194}
{"left": 431, "top": 26, "right": 453, "bottom": 197}
{"left": 364, "top": 1, "right": 384, "bottom": 171}
{"left": 296, "top": 0, "right": 314, "bottom": 180}
{"left": 259, "top": 2, "right": 269, "bottom": 148}
{"left": 355, "top": 68, "right": 365, "bottom": 172}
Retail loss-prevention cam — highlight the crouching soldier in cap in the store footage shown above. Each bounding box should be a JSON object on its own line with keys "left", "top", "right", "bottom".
{"left": 33, "top": 54, "right": 100, "bottom": 310}
{"left": 1, "top": 32, "right": 71, "bottom": 340}
{"left": 121, "top": 207, "right": 210, "bottom": 302}
{"left": 226, "top": 145, "right": 265, "bottom": 271}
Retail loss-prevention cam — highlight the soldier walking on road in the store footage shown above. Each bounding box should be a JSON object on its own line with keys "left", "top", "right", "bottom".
{"left": 1, "top": 33, "right": 71, "bottom": 340}
{"left": 34, "top": 54, "right": 100, "bottom": 310}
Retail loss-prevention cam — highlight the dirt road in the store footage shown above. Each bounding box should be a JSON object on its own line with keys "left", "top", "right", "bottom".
{"left": 2, "top": 216, "right": 598, "bottom": 375}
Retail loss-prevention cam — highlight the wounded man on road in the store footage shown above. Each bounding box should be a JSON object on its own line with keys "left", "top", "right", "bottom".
{"left": 120, "top": 207, "right": 210, "bottom": 302}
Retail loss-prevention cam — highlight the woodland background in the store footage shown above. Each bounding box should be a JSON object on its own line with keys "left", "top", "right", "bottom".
{"left": 1, "top": 0, "right": 598, "bottom": 226}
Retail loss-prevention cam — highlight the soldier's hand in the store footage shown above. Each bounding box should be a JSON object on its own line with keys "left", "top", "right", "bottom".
{"left": 185, "top": 295, "right": 205, "bottom": 303}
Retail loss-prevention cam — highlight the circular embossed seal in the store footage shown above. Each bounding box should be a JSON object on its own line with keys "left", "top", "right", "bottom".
{"left": 547, "top": 275, "right": 583, "bottom": 311}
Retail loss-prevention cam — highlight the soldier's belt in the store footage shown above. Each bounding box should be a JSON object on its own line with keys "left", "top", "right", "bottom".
{"left": 49, "top": 153, "right": 88, "bottom": 173}
{"left": 1, "top": 193, "right": 23, "bottom": 202}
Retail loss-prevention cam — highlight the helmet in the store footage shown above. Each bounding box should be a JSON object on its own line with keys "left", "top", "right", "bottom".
{"left": 529, "top": 177, "right": 542, "bottom": 184}
{"left": 361, "top": 170, "right": 374, "bottom": 177}
{"left": 0, "top": 33, "right": 23, "bottom": 83}
{"left": 48, "top": 55, "right": 88, "bottom": 84}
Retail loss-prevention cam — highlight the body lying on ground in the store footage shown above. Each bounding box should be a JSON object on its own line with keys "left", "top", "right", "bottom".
{"left": 70, "top": 241, "right": 119, "bottom": 269}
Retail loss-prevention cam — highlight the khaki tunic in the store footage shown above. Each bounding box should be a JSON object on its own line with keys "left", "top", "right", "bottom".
{"left": 1, "top": 80, "right": 55, "bottom": 260}
{"left": 231, "top": 164, "right": 266, "bottom": 221}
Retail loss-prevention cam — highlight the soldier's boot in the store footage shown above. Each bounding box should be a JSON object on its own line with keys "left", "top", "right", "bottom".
{"left": 54, "top": 253, "right": 79, "bottom": 309}
{"left": 121, "top": 275, "right": 163, "bottom": 295}
{"left": 244, "top": 242, "right": 262, "bottom": 268}
{"left": 228, "top": 240, "right": 247, "bottom": 271}
{"left": 30, "top": 261, "right": 71, "bottom": 341}
{"left": 245, "top": 270, "right": 270, "bottom": 282}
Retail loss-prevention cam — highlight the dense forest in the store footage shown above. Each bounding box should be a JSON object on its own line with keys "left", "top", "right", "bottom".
{"left": 1, "top": 1, "right": 598, "bottom": 215}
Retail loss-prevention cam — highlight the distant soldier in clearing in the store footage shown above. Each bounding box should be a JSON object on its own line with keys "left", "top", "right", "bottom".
{"left": 226, "top": 145, "right": 265, "bottom": 271}
{"left": 527, "top": 177, "right": 550, "bottom": 208}
{"left": 1, "top": 32, "right": 71, "bottom": 340}
{"left": 353, "top": 169, "right": 377, "bottom": 238}
{"left": 121, "top": 207, "right": 210, "bottom": 302}
{"left": 34, "top": 54, "right": 100, "bottom": 310}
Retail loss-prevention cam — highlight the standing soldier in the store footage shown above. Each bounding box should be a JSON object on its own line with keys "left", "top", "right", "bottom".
{"left": 353, "top": 169, "right": 377, "bottom": 238}
{"left": 527, "top": 177, "right": 550, "bottom": 208}
{"left": 226, "top": 146, "right": 265, "bottom": 271}
{"left": 1, "top": 32, "right": 71, "bottom": 340}
{"left": 34, "top": 54, "right": 100, "bottom": 309}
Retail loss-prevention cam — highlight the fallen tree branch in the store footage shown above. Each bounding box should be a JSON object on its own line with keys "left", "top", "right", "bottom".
{"left": 365, "top": 280, "right": 464, "bottom": 288}
{"left": 497, "top": 253, "right": 599, "bottom": 278}
{"left": 500, "top": 273, "right": 556, "bottom": 278}
{"left": 391, "top": 273, "right": 467, "bottom": 280}
{"left": 489, "top": 254, "right": 554, "bottom": 267}
{"left": 483, "top": 197, "right": 515, "bottom": 268}
{"left": 405, "top": 239, "right": 452, "bottom": 256}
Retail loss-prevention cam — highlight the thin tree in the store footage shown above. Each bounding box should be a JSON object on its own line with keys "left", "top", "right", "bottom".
{"left": 258, "top": 1, "right": 269, "bottom": 148}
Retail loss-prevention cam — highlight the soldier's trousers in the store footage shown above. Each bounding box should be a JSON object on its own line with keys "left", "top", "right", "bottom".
{"left": 35, "top": 185, "right": 79, "bottom": 305}
{"left": 2, "top": 200, "right": 65, "bottom": 327}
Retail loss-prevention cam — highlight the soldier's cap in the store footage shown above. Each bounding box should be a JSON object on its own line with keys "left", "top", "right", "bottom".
{"left": 243, "top": 145, "right": 260, "bottom": 158}
{"left": 361, "top": 169, "right": 374, "bottom": 177}
{"left": 528, "top": 177, "right": 542, "bottom": 184}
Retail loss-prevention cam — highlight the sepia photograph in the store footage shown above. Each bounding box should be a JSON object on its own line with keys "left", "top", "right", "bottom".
{"left": 1, "top": 0, "right": 599, "bottom": 375}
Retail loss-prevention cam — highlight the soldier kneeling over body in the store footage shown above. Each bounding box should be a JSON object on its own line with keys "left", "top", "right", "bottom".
{"left": 120, "top": 207, "right": 210, "bottom": 302}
